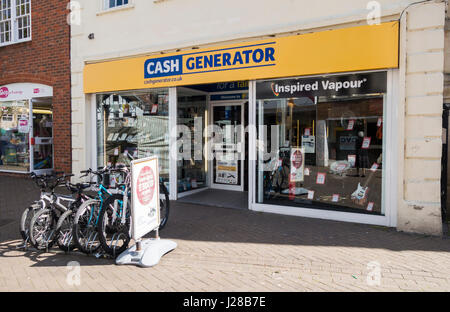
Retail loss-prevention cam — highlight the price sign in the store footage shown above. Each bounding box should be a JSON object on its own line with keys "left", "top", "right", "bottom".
{"left": 131, "top": 156, "right": 160, "bottom": 240}
{"left": 316, "top": 172, "right": 326, "bottom": 185}
{"left": 362, "top": 137, "right": 371, "bottom": 149}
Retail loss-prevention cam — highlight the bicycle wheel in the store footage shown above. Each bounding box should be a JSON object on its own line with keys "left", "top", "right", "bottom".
{"left": 97, "top": 194, "right": 131, "bottom": 257}
{"left": 73, "top": 199, "right": 102, "bottom": 254}
{"left": 19, "top": 201, "right": 43, "bottom": 242}
{"left": 29, "top": 208, "right": 57, "bottom": 251}
{"left": 158, "top": 183, "right": 170, "bottom": 230}
{"left": 55, "top": 209, "right": 76, "bottom": 252}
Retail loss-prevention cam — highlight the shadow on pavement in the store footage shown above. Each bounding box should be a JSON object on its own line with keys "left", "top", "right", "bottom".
{"left": 0, "top": 175, "right": 449, "bottom": 268}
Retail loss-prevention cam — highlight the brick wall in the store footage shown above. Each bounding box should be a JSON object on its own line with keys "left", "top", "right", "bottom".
{"left": 0, "top": 0, "right": 71, "bottom": 174}
{"left": 398, "top": 2, "right": 446, "bottom": 236}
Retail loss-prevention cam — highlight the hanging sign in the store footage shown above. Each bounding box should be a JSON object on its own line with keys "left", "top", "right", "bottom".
{"left": 290, "top": 147, "right": 305, "bottom": 182}
{"left": 370, "top": 163, "right": 379, "bottom": 172}
{"left": 347, "top": 120, "right": 355, "bottom": 130}
{"left": 131, "top": 156, "right": 160, "bottom": 240}
{"left": 362, "top": 137, "right": 371, "bottom": 149}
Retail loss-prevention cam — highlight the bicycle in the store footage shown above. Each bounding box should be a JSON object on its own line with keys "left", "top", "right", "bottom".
{"left": 28, "top": 173, "right": 81, "bottom": 251}
{"left": 19, "top": 172, "right": 66, "bottom": 245}
{"left": 53, "top": 180, "right": 96, "bottom": 252}
{"left": 72, "top": 166, "right": 123, "bottom": 255}
{"left": 262, "top": 149, "right": 290, "bottom": 199}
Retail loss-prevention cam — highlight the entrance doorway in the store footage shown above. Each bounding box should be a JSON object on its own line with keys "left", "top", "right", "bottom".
{"left": 175, "top": 82, "right": 249, "bottom": 209}
{"left": 31, "top": 97, "right": 54, "bottom": 175}
{"left": 210, "top": 102, "right": 245, "bottom": 192}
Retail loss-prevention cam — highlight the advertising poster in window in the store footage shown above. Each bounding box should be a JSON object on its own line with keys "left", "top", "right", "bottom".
{"left": 301, "top": 136, "right": 315, "bottom": 154}
{"left": 290, "top": 147, "right": 305, "bottom": 182}
{"left": 216, "top": 160, "right": 238, "bottom": 185}
{"left": 131, "top": 156, "right": 160, "bottom": 240}
{"left": 18, "top": 118, "right": 29, "bottom": 134}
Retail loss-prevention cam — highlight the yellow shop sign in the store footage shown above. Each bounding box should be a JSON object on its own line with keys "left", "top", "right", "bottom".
{"left": 84, "top": 21, "right": 399, "bottom": 93}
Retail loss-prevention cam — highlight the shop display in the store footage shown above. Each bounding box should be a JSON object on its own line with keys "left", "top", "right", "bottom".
{"left": 0, "top": 101, "right": 31, "bottom": 172}
{"left": 256, "top": 72, "right": 386, "bottom": 215}
{"left": 96, "top": 90, "right": 170, "bottom": 183}
{"left": 177, "top": 94, "right": 207, "bottom": 193}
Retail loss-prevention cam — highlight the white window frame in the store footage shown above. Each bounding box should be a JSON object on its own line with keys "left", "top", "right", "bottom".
{"left": 0, "top": 0, "right": 31, "bottom": 47}
{"left": 103, "top": 0, "right": 131, "bottom": 10}
{"left": 249, "top": 69, "right": 399, "bottom": 228}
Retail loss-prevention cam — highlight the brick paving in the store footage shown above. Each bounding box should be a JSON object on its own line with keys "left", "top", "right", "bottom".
{"left": 0, "top": 176, "right": 449, "bottom": 292}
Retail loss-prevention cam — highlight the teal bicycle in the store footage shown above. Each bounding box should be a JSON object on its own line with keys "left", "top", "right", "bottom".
{"left": 71, "top": 167, "right": 125, "bottom": 255}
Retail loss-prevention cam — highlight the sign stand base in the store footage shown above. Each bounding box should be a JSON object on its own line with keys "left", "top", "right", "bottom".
{"left": 115, "top": 238, "right": 177, "bottom": 268}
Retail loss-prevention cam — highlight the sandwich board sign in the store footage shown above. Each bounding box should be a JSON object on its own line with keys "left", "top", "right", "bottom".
{"left": 131, "top": 156, "right": 160, "bottom": 239}
{"left": 116, "top": 156, "right": 177, "bottom": 267}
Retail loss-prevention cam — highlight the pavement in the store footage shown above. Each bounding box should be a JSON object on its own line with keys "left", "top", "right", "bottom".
{"left": 0, "top": 176, "right": 449, "bottom": 292}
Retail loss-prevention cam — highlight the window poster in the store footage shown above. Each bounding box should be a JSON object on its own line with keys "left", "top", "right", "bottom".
{"left": 151, "top": 104, "right": 158, "bottom": 114}
{"left": 302, "top": 136, "right": 315, "bottom": 154}
{"left": 367, "top": 202, "right": 374, "bottom": 211}
{"left": 370, "top": 163, "right": 379, "bottom": 172}
{"left": 316, "top": 172, "right": 326, "bottom": 185}
{"left": 216, "top": 160, "right": 238, "bottom": 185}
{"left": 362, "top": 137, "right": 371, "bottom": 149}
{"left": 348, "top": 154, "right": 356, "bottom": 167}
{"left": 332, "top": 194, "right": 340, "bottom": 202}
{"left": 307, "top": 190, "right": 315, "bottom": 200}
{"left": 347, "top": 119, "right": 355, "bottom": 130}
{"left": 290, "top": 147, "right": 305, "bottom": 182}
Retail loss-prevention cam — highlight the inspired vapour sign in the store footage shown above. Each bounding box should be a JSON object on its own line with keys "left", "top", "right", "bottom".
{"left": 256, "top": 72, "right": 387, "bottom": 99}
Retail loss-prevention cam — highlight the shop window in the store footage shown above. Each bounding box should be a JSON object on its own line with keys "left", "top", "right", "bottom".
{"left": 104, "top": 0, "right": 129, "bottom": 10}
{"left": 177, "top": 93, "right": 207, "bottom": 193}
{"left": 96, "top": 89, "right": 170, "bottom": 188}
{"left": 0, "top": 100, "right": 30, "bottom": 172}
{"left": 256, "top": 71, "right": 387, "bottom": 215}
{"left": 0, "top": 0, "right": 31, "bottom": 46}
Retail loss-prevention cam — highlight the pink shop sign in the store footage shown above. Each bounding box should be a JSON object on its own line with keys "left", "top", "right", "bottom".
{"left": 0, "top": 87, "right": 24, "bottom": 99}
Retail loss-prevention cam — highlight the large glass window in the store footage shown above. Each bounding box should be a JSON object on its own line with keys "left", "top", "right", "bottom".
{"left": 96, "top": 89, "right": 170, "bottom": 186}
{"left": 256, "top": 72, "right": 386, "bottom": 215}
{"left": 0, "top": 100, "right": 30, "bottom": 172}
{"left": 177, "top": 91, "right": 207, "bottom": 193}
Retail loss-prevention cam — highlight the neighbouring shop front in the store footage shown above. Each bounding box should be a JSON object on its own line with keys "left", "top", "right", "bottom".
{"left": 0, "top": 83, "right": 54, "bottom": 175}
{"left": 84, "top": 21, "right": 399, "bottom": 227}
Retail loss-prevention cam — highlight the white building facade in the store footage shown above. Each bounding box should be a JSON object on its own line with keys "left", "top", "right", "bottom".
{"left": 71, "top": 0, "right": 447, "bottom": 236}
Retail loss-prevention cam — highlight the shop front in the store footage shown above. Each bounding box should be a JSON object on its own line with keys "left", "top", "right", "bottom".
{"left": 84, "top": 21, "right": 399, "bottom": 226}
{"left": 0, "top": 83, "right": 54, "bottom": 174}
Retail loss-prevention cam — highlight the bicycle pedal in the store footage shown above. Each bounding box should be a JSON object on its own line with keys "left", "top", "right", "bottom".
{"left": 16, "top": 242, "right": 28, "bottom": 250}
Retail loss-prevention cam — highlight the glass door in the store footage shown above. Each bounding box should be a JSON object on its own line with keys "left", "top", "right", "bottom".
{"left": 210, "top": 102, "right": 244, "bottom": 191}
{"left": 32, "top": 98, "right": 53, "bottom": 175}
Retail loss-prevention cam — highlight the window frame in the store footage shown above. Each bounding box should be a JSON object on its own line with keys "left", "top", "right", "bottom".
{"left": 0, "top": 0, "right": 31, "bottom": 47}
{"left": 103, "top": 0, "right": 131, "bottom": 11}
